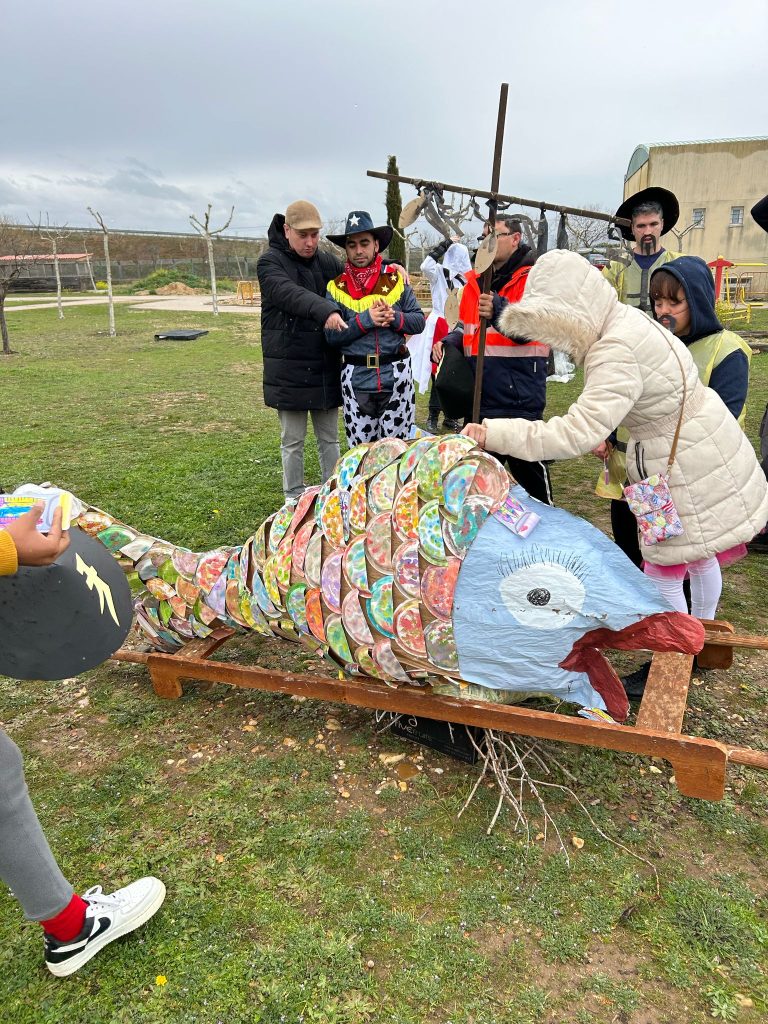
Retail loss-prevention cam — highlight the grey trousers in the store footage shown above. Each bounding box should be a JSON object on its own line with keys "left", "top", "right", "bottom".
{"left": 277, "top": 408, "right": 340, "bottom": 501}
{"left": 0, "top": 727, "right": 73, "bottom": 920}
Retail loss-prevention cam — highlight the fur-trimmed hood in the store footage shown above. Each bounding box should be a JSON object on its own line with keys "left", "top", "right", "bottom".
{"left": 497, "top": 249, "right": 623, "bottom": 364}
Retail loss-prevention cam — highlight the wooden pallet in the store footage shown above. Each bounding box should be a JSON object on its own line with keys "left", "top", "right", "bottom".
{"left": 112, "top": 618, "right": 768, "bottom": 802}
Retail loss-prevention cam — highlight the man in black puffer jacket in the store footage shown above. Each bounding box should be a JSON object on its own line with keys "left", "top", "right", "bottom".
{"left": 257, "top": 201, "right": 347, "bottom": 501}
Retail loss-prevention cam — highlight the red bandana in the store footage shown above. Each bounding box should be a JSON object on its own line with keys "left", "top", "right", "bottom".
{"left": 342, "top": 253, "right": 383, "bottom": 299}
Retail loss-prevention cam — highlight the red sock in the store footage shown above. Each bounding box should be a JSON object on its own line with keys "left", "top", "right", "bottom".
{"left": 40, "top": 893, "right": 88, "bottom": 940}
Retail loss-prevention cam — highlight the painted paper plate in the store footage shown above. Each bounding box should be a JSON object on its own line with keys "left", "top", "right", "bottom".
{"left": 325, "top": 613, "right": 354, "bottom": 665}
{"left": 314, "top": 479, "right": 333, "bottom": 531}
{"left": 195, "top": 549, "right": 230, "bottom": 593}
{"left": 249, "top": 569, "right": 281, "bottom": 618}
{"left": 443, "top": 495, "right": 492, "bottom": 558}
{"left": 336, "top": 445, "right": 368, "bottom": 489}
{"left": 251, "top": 517, "right": 270, "bottom": 569}
{"left": 241, "top": 589, "right": 271, "bottom": 634}
{"left": 136, "top": 555, "right": 159, "bottom": 582}
{"left": 354, "top": 645, "right": 384, "bottom": 679}
{"left": 176, "top": 577, "right": 200, "bottom": 607}
{"left": 365, "top": 512, "right": 393, "bottom": 572}
{"left": 237, "top": 589, "right": 258, "bottom": 629}
{"left": 262, "top": 556, "right": 283, "bottom": 609}
{"left": 96, "top": 523, "right": 136, "bottom": 552}
{"left": 157, "top": 558, "right": 180, "bottom": 586}
{"left": 189, "top": 615, "right": 214, "bottom": 639}
{"left": 368, "top": 461, "right": 398, "bottom": 514}
{"left": 286, "top": 583, "right": 310, "bottom": 634}
{"left": 171, "top": 547, "right": 201, "bottom": 581}
{"left": 372, "top": 640, "right": 411, "bottom": 682}
{"left": 268, "top": 503, "right": 295, "bottom": 554}
{"left": 148, "top": 542, "right": 176, "bottom": 568}
{"left": 392, "top": 538, "right": 420, "bottom": 599}
{"left": 157, "top": 600, "right": 173, "bottom": 628}
{"left": 203, "top": 569, "right": 228, "bottom": 618}
{"left": 360, "top": 437, "right": 408, "bottom": 478}
{"left": 342, "top": 534, "right": 370, "bottom": 596}
{"left": 366, "top": 575, "right": 394, "bottom": 638}
{"left": 146, "top": 576, "right": 176, "bottom": 602}
{"left": 437, "top": 434, "right": 476, "bottom": 473}
{"left": 320, "top": 549, "right": 343, "bottom": 613}
{"left": 421, "top": 558, "right": 460, "bottom": 620}
{"left": 418, "top": 499, "right": 447, "bottom": 565}
{"left": 348, "top": 476, "right": 368, "bottom": 535}
{"left": 291, "top": 520, "right": 315, "bottom": 579}
{"left": 392, "top": 478, "right": 419, "bottom": 541}
{"left": 320, "top": 489, "right": 346, "bottom": 549}
{"left": 305, "top": 587, "right": 326, "bottom": 643}
{"left": 424, "top": 619, "right": 459, "bottom": 671}
{"left": 76, "top": 510, "right": 113, "bottom": 536}
{"left": 168, "top": 615, "right": 195, "bottom": 639}
{"left": 442, "top": 459, "right": 479, "bottom": 519}
{"left": 471, "top": 452, "right": 510, "bottom": 509}
{"left": 273, "top": 537, "right": 293, "bottom": 592}
{"left": 289, "top": 485, "right": 321, "bottom": 531}
{"left": 169, "top": 593, "right": 188, "bottom": 619}
{"left": 304, "top": 531, "right": 323, "bottom": 589}
{"left": 393, "top": 599, "right": 427, "bottom": 656}
{"left": 225, "top": 580, "right": 249, "bottom": 627}
{"left": 414, "top": 443, "right": 443, "bottom": 500}
{"left": 193, "top": 596, "right": 219, "bottom": 626}
{"left": 398, "top": 437, "right": 436, "bottom": 483}
{"left": 120, "top": 534, "right": 156, "bottom": 562}
{"left": 341, "top": 590, "right": 374, "bottom": 646}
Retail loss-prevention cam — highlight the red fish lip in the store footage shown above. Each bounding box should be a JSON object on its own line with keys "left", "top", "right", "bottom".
{"left": 560, "top": 613, "right": 706, "bottom": 723}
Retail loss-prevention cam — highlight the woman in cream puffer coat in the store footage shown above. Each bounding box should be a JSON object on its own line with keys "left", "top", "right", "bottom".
{"left": 465, "top": 249, "right": 768, "bottom": 571}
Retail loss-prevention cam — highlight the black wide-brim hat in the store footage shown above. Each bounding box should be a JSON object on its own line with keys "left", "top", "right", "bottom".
{"left": 751, "top": 195, "right": 768, "bottom": 233}
{"left": 327, "top": 210, "right": 393, "bottom": 250}
{"left": 614, "top": 186, "right": 679, "bottom": 241}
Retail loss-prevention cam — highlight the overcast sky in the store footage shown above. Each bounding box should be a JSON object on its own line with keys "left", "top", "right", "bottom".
{"left": 2, "top": 0, "right": 766, "bottom": 238}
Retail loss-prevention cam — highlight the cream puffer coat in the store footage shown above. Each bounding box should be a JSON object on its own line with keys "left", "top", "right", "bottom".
{"left": 485, "top": 250, "right": 768, "bottom": 566}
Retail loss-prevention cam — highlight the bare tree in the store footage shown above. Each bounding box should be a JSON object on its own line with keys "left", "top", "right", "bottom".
{"left": 36, "top": 214, "right": 71, "bottom": 320}
{"left": 87, "top": 207, "right": 116, "bottom": 337}
{"left": 0, "top": 218, "right": 39, "bottom": 355}
{"left": 190, "top": 204, "right": 234, "bottom": 315}
{"left": 564, "top": 204, "right": 613, "bottom": 254}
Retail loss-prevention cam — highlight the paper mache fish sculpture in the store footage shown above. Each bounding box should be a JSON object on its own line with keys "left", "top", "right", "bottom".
{"left": 75, "top": 435, "right": 704, "bottom": 724}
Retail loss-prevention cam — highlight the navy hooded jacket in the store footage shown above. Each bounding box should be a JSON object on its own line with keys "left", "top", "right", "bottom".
{"left": 651, "top": 255, "right": 749, "bottom": 419}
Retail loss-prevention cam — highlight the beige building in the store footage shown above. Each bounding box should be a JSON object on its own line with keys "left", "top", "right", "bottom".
{"left": 624, "top": 138, "right": 768, "bottom": 272}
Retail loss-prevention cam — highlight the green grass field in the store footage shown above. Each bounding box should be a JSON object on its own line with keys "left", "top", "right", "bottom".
{"left": 1, "top": 301, "right": 767, "bottom": 1024}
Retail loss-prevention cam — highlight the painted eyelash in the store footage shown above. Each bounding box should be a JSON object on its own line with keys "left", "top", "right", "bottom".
{"left": 497, "top": 549, "right": 589, "bottom": 584}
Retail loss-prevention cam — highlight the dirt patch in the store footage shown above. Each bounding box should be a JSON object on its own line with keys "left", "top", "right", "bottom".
{"left": 155, "top": 282, "right": 207, "bottom": 295}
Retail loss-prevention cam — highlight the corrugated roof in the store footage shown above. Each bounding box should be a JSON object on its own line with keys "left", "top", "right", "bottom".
{"left": 647, "top": 136, "right": 768, "bottom": 148}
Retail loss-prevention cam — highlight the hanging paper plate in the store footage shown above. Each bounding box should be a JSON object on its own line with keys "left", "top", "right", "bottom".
{"left": 203, "top": 569, "right": 228, "bottom": 618}
{"left": 291, "top": 520, "right": 315, "bottom": 579}
{"left": 325, "top": 613, "right": 354, "bottom": 665}
{"left": 424, "top": 619, "right": 459, "bottom": 671}
{"left": 305, "top": 587, "right": 326, "bottom": 643}
{"left": 195, "top": 549, "right": 230, "bottom": 593}
{"left": 337, "top": 445, "right": 368, "bottom": 489}
{"left": 286, "top": 583, "right": 310, "bottom": 635}
{"left": 96, "top": 523, "right": 136, "bottom": 552}
{"left": 249, "top": 569, "right": 281, "bottom": 618}
{"left": 393, "top": 599, "right": 427, "bottom": 656}
{"left": 392, "top": 478, "right": 419, "bottom": 541}
{"left": 360, "top": 437, "right": 408, "bottom": 478}
{"left": 320, "top": 549, "right": 343, "bottom": 613}
{"left": 418, "top": 499, "right": 447, "bottom": 565}
{"left": 341, "top": 590, "right": 374, "bottom": 646}
{"left": 366, "top": 575, "right": 394, "bottom": 638}
{"left": 290, "top": 485, "right": 321, "bottom": 532}
{"left": 342, "top": 534, "right": 370, "bottom": 596}
{"left": 437, "top": 434, "right": 476, "bottom": 474}
{"left": 348, "top": 476, "right": 368, "bottom": 534}
{"left": 273, "top": 537, "right": 293, "bottom": 592}
{"left": 444, "top": 495, "right": 492, "bottom": 558}
{"left": 421, "top": 558, "right": 461, "bottom": 620}
{"left": 136, "top": 555, "right": 159, "bottom": 582}
{"left": 171, "top": 547, "right": 200, "bottom": 581}
{"left": 320, "top": 489, "right": 346, "bottom": 549}
{"left": 176, "top": 577, "right": 200, "bottom": 607}
{"left": 304, "top": 530, "right": 323, "bottom": 589}
{"left": 368, "top": 461, "right": 398, "bottom": 514}
{"left": 157, "top": 558, "right": 180, "bottom": 587}
{"left": 471, "top": 452, "right": 511, "bottom": 509}
{"left": 77, "top": 510, "right": 114, "bottom": 536}
{"left": 365, "top": 512, "right": 393, "bottom": 572}
{"left": 268, "top": 503, "right": 295, "bottom": 554}
{"left": 225, "top": 580, "right": 249, "bottom": 627}
{"left": 237, "top": 589, "right": 257, "bottom": 628}
{"left": 146, "top": 576, "right": 176, "bottom": 602}
{"left": 354, "top": 645, "right": 384, "bottom": 679}
{"left": 443, "top": 459, "right": 479, "bottom": 519}
{"left": 314, "top": 479, "right": 333, "bottom": 531}
{"left": 251, "top": 517, "right": 271, "bottom": 570}
{"left": 399, "top": 436, "right": 435, "bottom": 482}
{"left": 392, "top": 538, "right": 420, "bottom": 599}
{"left": 241, "top": 588, "right": 271, "bottom": 634}
{"left": 372, "top": 640, "right": 411, "bottom": 682}
{"left": 120, "top": 534, "right": 155, "bottom": 562}
{"left": 414, "top": 443, "right": 443, "bottom": 500}
{"left": 262, "top": 556, "right": 283, "bottom": 609}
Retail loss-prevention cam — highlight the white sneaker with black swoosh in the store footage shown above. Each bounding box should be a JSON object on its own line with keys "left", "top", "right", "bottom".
{"left": 44, "top": 876, "right": 166, "bottom": 977}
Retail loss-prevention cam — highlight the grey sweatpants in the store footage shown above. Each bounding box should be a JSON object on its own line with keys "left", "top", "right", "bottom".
{"left": 0, "top": 727, "right": 73, "bottom": 920}
{"left": 277, "top": 408, "right": 340, "bottom": 501}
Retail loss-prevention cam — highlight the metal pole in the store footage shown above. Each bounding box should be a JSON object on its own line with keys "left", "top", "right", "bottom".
{"left": 472, "top": 83, "right": 508, "bottom": 424}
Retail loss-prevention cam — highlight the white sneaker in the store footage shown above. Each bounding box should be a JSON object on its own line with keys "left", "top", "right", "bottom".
{"left": 44, "top": 876, "right": 166, "bottom": 977}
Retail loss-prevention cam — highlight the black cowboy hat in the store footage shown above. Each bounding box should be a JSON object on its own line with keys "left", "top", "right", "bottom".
{"left": 751, "top": 195, "right": 768, "bottom": 234}
{"left": 614, "top": 186, "right": 679, "bottom": 241}
{"left": 327, "top": 210, "right": 393, "bottom": 250}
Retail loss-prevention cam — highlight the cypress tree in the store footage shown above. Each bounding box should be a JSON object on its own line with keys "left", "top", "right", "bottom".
{"left": 385, "top": 155, "right": 406, "bottom": 265}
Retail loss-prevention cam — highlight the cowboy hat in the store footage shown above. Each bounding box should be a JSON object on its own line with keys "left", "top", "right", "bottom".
{"left": 614, "top": 186, "right": 679, "bottom": 241}
{"left": 327, "top": 210, "right": 393, "bottom": 250}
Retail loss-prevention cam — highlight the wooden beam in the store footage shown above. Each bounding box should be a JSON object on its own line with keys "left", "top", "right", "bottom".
{"left": 636, "top": 651, "right": 693, "bottom": 734}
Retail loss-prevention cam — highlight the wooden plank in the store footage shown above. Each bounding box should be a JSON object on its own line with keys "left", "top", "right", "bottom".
{"left": 636, "top": 651, "right": 693, "bottom": 734}
{"left": 698, "top": 619, "right": 735, "bottom": 669}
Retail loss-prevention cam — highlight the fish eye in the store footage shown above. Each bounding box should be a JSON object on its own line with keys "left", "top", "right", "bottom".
{"left": 499, "top": 561, "right": 586, "bottom": 630}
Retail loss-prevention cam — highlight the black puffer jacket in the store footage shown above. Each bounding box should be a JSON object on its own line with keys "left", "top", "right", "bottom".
{"left": 257, "top": 214, "right": 344, "bottom": 410}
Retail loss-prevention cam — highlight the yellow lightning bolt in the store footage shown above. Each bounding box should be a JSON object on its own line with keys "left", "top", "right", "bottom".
{"left": 75, "top": 553, "right": 121, "bottom": 627}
